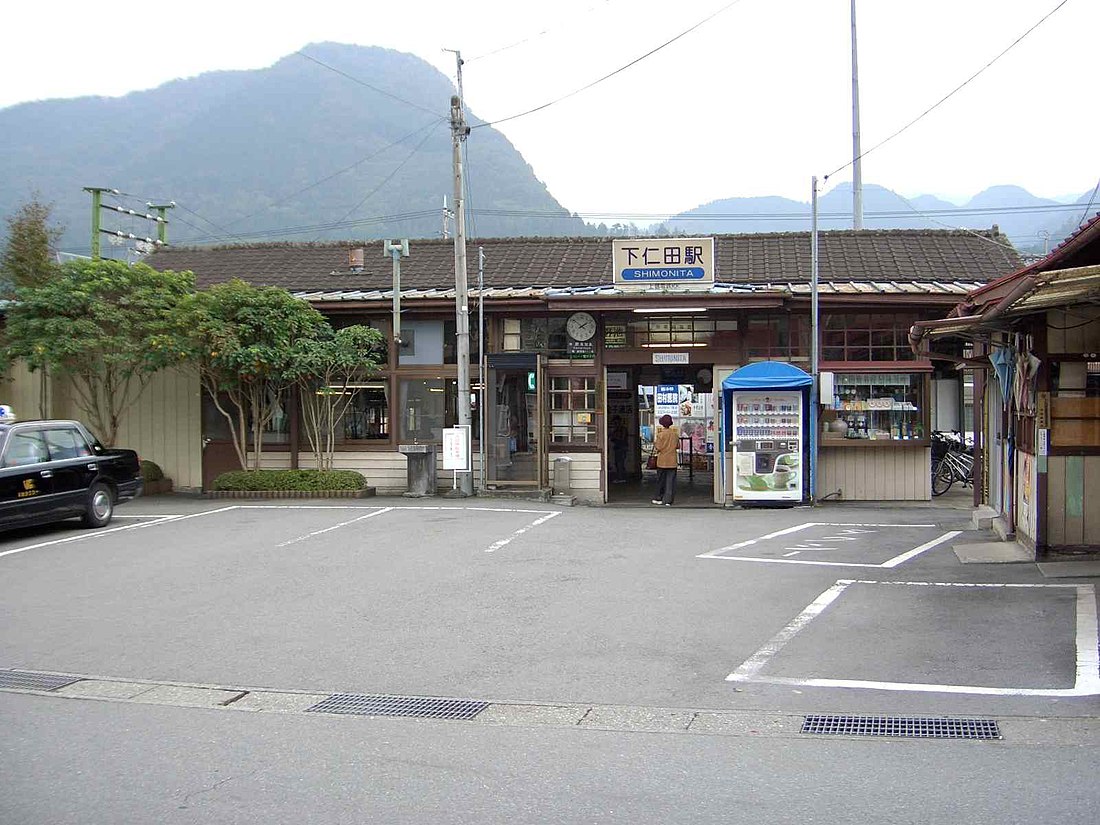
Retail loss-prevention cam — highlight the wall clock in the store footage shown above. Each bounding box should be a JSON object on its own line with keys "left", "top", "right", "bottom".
{"left": 566, "top": 312, "right": 597, "bottom": 342}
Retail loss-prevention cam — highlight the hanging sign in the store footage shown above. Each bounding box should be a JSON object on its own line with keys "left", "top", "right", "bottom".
{"left": 655, "top": 385, "right": 680, "bottom": 419}
{"left": 612, "top": 237, "right": 714, "bottom": 285}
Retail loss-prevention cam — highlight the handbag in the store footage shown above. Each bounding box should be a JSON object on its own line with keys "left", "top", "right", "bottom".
{"left": 646, "top": 453, "right": 658, "bottom": 470}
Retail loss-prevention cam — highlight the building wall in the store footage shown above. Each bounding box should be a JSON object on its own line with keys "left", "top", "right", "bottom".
{"left": 2, "top": 360, "right": 51, "bottom": 420}
{"left": 819, "top": 446, "right": 930, "bottom": 501}
{"left": 58, "top": 368, "right": 203, "bottom": 492}
{"left": 1045, "top": 454, "right": 1100, "bottom": 549}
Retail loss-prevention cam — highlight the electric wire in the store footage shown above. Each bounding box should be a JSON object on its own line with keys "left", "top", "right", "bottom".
{"left": 312, "top": 121, "right": 445, "bottom": 242}
{"left": 883, "top": 190, "right": 1022, "bottom": 255}
{"left": 1078, "top": 177, "right": 1100, "bottom": 227}
{"left": 465, "top": 1, "right": 615, "bottom": 63}
{"left": 295, "top": 49, "right": 446, "bottom": 119}
{"left": 474, "top": 0, "right": 747, "bottom": 128}
{"left": 824, "top": 0, "right": 1071, "bottom": 180}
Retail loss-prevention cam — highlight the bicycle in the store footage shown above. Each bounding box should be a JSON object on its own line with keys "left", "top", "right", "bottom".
{"left": 931, "top": 431, "right": 974, "bottom": 496}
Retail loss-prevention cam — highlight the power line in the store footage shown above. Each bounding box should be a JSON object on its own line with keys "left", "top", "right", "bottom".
{"left": 466, "top": 1, "right": 615, "bottom": 63}
{"left": 825, "top": 0, "right": 1071, "bottom": 180}
{"left": 313, "top": 121, "right": 445, "bottom": 241}
{"left": 474, "top": 0, "right": 748, "bottom": 129}
{"left": 881, "top": 189, "right": 1020, "bottom": 255}
{"left": 295, "top": 49, "right": 446, "bottom": 119}
{"left": 1078, "top": 177, "right": 1100, "bottom": 226}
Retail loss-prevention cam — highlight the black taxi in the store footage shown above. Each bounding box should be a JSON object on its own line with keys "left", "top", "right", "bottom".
{"left": 0, "top": 420, "right": 143, "bottom": 532}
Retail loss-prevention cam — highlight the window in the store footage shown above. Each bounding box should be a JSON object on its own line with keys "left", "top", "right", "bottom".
{"left": 744, "top": 314, "right": 808, "bottom": 360}
{"left": 3, "top": 431, "right": 48, "bottom": 467}
{"left": 336, "top": 383, "right": 389, "bottom": 442}
{"left": 628, "top": 316, "right": 715, "bottom": 348}
{"left": 398, "top": 379, "right": 482, "bottom": 442}
{"left": 550, "top": 376, "right": 597, "bottom": 444}
{"left": 43, "top": 427, "right": 93, "bottom": 460}
{"left": 821, "top": 373, "right": 927, "bottom": 442}
{"left": 822, "top": 314, "right": 918, "bottom": 362}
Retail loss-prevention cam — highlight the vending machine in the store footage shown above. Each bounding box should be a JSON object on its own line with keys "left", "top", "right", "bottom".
{"left": 730, "top": 391, "right": 804, "bottom": 502}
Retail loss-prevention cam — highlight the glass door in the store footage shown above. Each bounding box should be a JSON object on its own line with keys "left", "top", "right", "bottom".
{"left": 486, "top": 361, "right": 544, "bottom": 487}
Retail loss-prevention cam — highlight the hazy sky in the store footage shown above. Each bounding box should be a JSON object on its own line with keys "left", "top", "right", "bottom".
{"left": 3, "top": 0, "right": 1096, "bottom": 217}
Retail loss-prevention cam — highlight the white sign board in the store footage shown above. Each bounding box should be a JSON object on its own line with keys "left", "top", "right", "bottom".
{"left": 442, "top": 425, "right": 471, "bottom": 471}
{"left": 612, "top": 237, "right": 714, "bottom": 286}
{"left": 652, "top": 352, "right": 690, "bottom": 365}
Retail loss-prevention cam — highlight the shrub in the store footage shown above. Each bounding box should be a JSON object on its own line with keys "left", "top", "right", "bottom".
{"left": 212, "top": 469, "right": 366, "bottom": 492}
{"left": 140, "top": 460, "right": 165, "bottom": 482}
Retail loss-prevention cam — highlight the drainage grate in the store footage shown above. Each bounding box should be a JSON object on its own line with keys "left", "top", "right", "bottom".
{"left": 306, "top": 693, "right": 489, "bottom": 720}
{"left": 802, "top": 715, "right": 1000, "bottom": 740}
{"left": 0, "top": 670, "right": 82, "bottom": 692}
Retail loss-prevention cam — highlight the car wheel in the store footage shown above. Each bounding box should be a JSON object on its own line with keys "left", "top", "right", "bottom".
{"left": 82, "top": 482, "right": 114, "bottom": 528}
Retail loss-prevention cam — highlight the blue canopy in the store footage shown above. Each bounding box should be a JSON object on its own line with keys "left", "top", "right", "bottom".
{"left": 722, "top": 361, "right": 813, "bottom": 391}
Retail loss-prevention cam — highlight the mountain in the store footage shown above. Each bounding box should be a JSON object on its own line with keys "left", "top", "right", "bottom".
{"left": 0, "top": 43, "right": 585, "bottom": 256}
{"left": 667, "top": 183, "right": 1092, "bottom": 252}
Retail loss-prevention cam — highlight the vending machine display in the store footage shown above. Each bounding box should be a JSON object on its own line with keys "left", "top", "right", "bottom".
{"left": 730, "top": 391, "right": 803, "bottom": 501}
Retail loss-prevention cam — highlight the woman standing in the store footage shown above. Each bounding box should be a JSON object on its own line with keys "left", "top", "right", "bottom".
{"left": 651, "top": 414, "right": 679, "bottom": 506}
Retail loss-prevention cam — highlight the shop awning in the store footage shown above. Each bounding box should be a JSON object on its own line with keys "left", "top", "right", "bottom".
{"left": 722, "top": 361, "right": 813, "bottom": 391}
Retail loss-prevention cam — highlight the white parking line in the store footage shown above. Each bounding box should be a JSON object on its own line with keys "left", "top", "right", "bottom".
{"left": 0, "top": 508, "right": 238, "bottom": 560}
{"left": 486, "top": 511, "right": 562, "bottom": 553}
{"left": 727, "top": 579, "right": 1100, "bottom": 697}
{"left": 276, "top": 507, "right": 394, "bottom": 547}
{"left": 880, "top": 531, "right": 962, "bottom": 568}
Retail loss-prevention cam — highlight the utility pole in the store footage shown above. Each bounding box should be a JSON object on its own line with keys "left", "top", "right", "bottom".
{"left": 450, "top": 90, "right": 473, "bottom": 497}
{"left": 442, "top": 195, "right": 452, "bottom": 240}
{"left": 83, "top": 187, "right": 113, "bottom": 259}
{"left": 147, "top": 201, "right": 175, "bottom": 244}
{"left": 84, "top": 187, "right": 170, "bottom": 259}
{"left": 810, "top": 176, "right": 820, "bottom": 503}
{"left": 850, "top": 0, "right": 864, "bottom": 229}
{"left": 384, "top": 239, "right": 410, "bottom": 347}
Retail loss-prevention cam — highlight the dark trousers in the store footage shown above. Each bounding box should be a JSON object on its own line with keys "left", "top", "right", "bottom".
{"left": 656, "top": 467, "right": 677, "bottom": 504}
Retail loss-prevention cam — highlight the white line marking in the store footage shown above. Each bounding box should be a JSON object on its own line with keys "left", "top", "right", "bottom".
{"left": 698, "top": 523, "right": 940, "bottom": 558}
{"left": 701, "top": 556, "right": 896, "bottom": 568}
{"left": 486, "top": 511, "right": 562, "bottom": 553}
{"left": 111, "top": 514, "right": 186, "bottom": 519}
{"left": 880, "top": 530, "right": 961, "bottom": 568}
{"left": 233, "top": 504, "right": 556, "bottom": 515}
{"left": 0, "top": 508, "right": 239, "bottom": 560}
{"left": 727, "top": 580, "right": 854, "bottom": 682}
{"left": 727, "top": 579, "right": 1100, "bottom": 697}
{"left": 783, "top": 551, "right": 801, "bottom": 557}
{"left": 277, "top": 507, "right": 395, "bottom": 547}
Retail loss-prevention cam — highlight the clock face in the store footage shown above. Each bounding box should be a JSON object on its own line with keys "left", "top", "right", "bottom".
{"left": 566, "top": 312, "right": 597, "bottom": 342}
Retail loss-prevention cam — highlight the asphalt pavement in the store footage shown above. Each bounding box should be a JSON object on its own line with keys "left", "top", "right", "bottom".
{"left": 1, "top": 495, "right": 1097, "bottom": 822}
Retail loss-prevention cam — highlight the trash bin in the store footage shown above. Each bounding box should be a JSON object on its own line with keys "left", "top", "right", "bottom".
{"left": 398, "top": 444, "right": 437, "bottom": 497}
{"left": 553, "top": 456, "right": 572, "bottom": 496}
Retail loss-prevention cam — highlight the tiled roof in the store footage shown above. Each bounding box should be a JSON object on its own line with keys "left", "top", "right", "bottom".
{"left": 147, "top": 229, "right": 1021, "bottom": 295}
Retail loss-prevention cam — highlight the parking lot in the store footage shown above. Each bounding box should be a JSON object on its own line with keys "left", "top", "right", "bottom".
{"left": 0, "top": 499, "right": 1096, "bottom": 718}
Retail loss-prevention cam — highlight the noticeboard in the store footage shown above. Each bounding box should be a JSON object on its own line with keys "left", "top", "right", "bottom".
{"left": 442, "top": 425, "right": 471, "bottom": 471}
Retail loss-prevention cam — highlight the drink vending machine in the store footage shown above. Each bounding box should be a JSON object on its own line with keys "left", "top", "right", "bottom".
{"left": 730, "top": 391, "right": 803, "bottom": 502}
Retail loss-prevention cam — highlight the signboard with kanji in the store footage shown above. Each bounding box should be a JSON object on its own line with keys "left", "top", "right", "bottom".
{"left": 442, "top": 425, "right": 471, "bottom": 471}
{"left": 612, "top": 238, "right": 714, "bottom": 286}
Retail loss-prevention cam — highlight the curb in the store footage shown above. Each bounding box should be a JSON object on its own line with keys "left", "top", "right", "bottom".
{"left": 203, "top": 488, "right": 377, "bottom": 500}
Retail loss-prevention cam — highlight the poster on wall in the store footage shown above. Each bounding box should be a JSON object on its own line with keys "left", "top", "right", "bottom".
{"left": 655, "top": 385, "right": 680, "bottom": 419}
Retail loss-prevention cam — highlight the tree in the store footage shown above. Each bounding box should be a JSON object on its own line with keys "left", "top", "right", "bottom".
{"left": 3, "top": 259, "right": 194, "bottom": 444}
{"left": 287, "top": 325, "right": 385, "bottom": 471}
{"left": 2, "top": 196, "right": 63, "bottom": 294}
{"left": 178, "top": 280, "right": 329, "bottom": 471}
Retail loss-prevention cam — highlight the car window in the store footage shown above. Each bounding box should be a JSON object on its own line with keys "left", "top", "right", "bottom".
{"left": 2, "top": 431, "right": 49, "bottom": 467}
{"left": 43, "top": 427, "right": 94, "bottom": 461}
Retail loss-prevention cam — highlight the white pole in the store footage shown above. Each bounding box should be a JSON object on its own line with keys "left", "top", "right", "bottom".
{"left": 451, "top": 94, "right": 473, "bottom": 497}
{"left": 810, "top": 176, "right": 820, "bottom": 503}
{"left": 851, "top": 0, "right": 863, "bottom": 230}
{"left": 478, "top": 246, "right": 486, "bottom": 492}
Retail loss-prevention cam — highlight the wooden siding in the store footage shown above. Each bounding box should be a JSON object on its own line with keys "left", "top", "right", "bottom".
{"left": 57, "top": 368, "right": 203, "bottom": 491}
{"left": 551, "top": 452, "right": 601, "bottom": 501}
{"left": 1046, "top": 307, "right": 1100, "bottom": 353}
{"left": 1045, "top": 454, "right": 1100, "bottom": 548}
{"left": 819, "top": 446, "right": 930, "bottom": 501}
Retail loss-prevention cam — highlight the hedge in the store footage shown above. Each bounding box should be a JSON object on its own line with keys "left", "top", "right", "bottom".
{"left": 212, "top": 469, "right": 367, "bottom": 492}
{"left": 140, "top": 460, "right": 165, "bottom": 482}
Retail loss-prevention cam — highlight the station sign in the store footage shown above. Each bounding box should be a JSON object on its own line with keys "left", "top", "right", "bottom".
{"left": 612, "top": 238, "right": 714, "bottom": 286}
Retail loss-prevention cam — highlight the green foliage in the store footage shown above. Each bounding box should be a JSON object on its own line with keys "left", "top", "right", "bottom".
{"left": 212, "top": 469, "right": 366, "bottom": 492}
{"left": 287, "top": 324, "right": 386, "bottom": 471}
{"left": 140, "top": 460, "right": 165, "bottom": 482}
{"left": 176, "top": 279, "right": 330, "bottom": 471}
{"left": 1, "top": 196, "right": 62, "bottom": 295}
{"left": 4, "top": 258, "right": 194, "bottom": 445}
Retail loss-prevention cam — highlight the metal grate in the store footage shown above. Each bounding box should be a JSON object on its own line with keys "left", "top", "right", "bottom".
{"left": 306, "top": 693, "right": 489, "bottom": 720}
{"left": 802, "top": 715, "right": 1000, "bottom": 740}
{"left": 0, "top": 669, "right": 82, "bottom": 691}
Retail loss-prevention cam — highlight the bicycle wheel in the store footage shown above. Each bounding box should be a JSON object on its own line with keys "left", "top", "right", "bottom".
{"left": 931, "top": 457, "right": 954, "bottom": 496}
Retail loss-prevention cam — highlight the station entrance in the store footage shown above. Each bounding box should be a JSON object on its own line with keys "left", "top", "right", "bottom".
{"left": 605, "top": 365, "right": 718, "bottom": 505}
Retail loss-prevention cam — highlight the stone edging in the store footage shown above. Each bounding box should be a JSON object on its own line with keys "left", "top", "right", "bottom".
{"left": 203, "top": 487, "right": 376, "bottom": 499}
